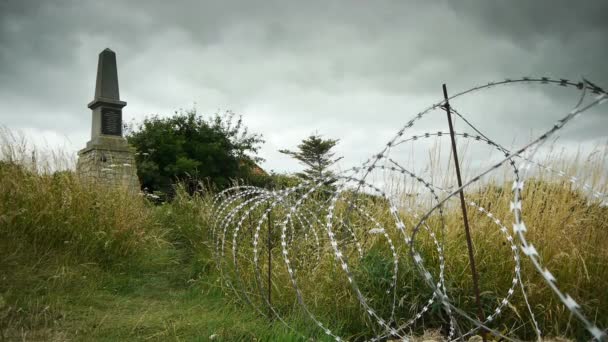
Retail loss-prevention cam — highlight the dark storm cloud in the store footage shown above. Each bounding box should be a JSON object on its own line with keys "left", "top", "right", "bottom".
{"left": 0, "top": 0, "right": 606, "bottom": 172}
{"left": 450, "top": 1, "right": 608, "bottom": 81}
{"left": 452, "top": 1, "right": 608, "bottom": 45}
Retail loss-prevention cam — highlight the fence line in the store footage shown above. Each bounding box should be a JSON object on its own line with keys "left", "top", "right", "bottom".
{"left": 211, "top": 77, "right": 607, "bottom": 341}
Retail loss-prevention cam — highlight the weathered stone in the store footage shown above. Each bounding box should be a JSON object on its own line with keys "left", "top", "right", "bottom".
{"left": 87, "top": 48, "right": 126, "bottom": 138}
{"left": 77, "top": 147, "right": 139, "bottom": 191}
{"left": 77, "top": 48, "right": 139, "bottom": 192}
{"left": 92, "top": 48, "right": 121, "bottom": 102}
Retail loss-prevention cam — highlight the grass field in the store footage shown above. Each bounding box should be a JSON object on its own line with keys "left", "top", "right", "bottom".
{"left": 0, "top": 148, "right": 334, "bottom": 341}
{"left": 1, "top": 134, "right": 606, "bottom": 341}
{"left": 0, "top": 240, "right": 327, "bottom": 341}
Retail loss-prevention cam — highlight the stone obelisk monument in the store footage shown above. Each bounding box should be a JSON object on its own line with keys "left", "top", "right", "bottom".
{"left": 76, "top": 48, "right": 139, "bottom": 192}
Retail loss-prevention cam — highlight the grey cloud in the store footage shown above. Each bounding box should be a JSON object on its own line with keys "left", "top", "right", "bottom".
{"left": 451, "top": 1, "right": 608, "bottom": 44}
{"left": 0, "top": 0, "right": 606, "bottom": 174}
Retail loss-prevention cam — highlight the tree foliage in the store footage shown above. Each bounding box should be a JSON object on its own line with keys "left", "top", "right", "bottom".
{"left": 279, "top": 134, "right": 340, "bottom": 181}
{"left": 126, "top": 109, "right": 265, "bottom": 196}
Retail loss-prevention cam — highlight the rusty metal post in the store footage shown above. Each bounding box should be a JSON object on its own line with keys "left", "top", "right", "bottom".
{"left": 442, "top": 84, "right": 486, "bottom": 337}
{"left": 267, "top": 204, "right": 273, "bottom": 319}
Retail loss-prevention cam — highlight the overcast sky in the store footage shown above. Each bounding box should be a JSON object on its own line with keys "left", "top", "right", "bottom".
{"left": 1, "top": 0, "right": 607, "bottom": 175}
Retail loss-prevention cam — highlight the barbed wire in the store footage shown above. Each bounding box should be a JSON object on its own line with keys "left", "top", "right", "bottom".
{"left": 211, "top": 76, "right": 608, "bottom": 341}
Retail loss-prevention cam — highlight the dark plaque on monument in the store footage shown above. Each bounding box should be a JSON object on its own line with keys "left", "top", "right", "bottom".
{"left": 101, "top": 108, "right": 122, "bottom": 136}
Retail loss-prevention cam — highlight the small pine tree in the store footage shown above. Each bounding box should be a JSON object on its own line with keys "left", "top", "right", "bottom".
{"left": 279, "top": 134, "right": 341, "bottom": 181}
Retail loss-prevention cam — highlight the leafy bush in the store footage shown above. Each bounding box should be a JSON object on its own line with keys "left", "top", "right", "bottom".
{"left": 126, "top": 109, "right": 265, "bottom": 196}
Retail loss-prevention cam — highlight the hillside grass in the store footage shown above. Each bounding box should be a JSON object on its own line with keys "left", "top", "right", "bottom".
{"left": 211, "top": 147, "right": 608, "bottom": 341}
{"left": 212, "top": 180, "right": 608, "bottom": 340}
{"left": 0, "top": 158, "right": 329, "bottom": 341}
{"left": 0, "top": 133, "right": 606, "bottom": 341}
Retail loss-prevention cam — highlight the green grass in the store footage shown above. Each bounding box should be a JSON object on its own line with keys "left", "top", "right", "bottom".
{"left": 0, "top": 156, "right": 328, "bottom": 341}
{"left": 0, "top": 235, "right": 329, "bottom": 341}
{"left": 1, "top": 132, "right": 606, "bottom": 341}
{"left": 211, "top": 156, "right": 608, "bottom": 340}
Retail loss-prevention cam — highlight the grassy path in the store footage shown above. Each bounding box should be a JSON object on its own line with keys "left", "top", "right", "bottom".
{"left": 1, "top": 253, "right": 326, "bottom": 341}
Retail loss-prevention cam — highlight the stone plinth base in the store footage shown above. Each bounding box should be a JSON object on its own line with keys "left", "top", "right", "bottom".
{"left": 76, "top": 135, "right": 140, "bottom": 192}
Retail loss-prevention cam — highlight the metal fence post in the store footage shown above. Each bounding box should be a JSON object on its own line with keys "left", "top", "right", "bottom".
{"left": 267, "top": 204, "right": 273, "bottom": 319}
{"left": 442, "top": 84, "right": 486, "bottom": 339}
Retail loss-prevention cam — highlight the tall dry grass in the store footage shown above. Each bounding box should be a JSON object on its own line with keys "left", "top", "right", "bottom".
{"left": 213, "top": 144, "right": 608, "bottom": 340}
{"left": 0, "top": 128, "right": 170, "bottom": 339}
{"left": 1, "top": 125, "right": 606, "bottom": 340}
{"left": 0, "top": 130, "right": 162, "bottom": 265}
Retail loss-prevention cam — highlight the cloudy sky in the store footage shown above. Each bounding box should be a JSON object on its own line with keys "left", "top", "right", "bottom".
{"left": 1, "top": 0, "right": 607, "bottom": 175}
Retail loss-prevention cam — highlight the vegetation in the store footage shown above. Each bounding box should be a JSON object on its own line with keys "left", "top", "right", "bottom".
{"left": 212, "top": 174, "right": 608, "bottom": 341}
{"left": 279, "top": 134, "right": 340, "bottom": 181}
{"left": 0, "top": 129, "right": 606, "bottom": 341}
{"left": 126, "top": 109, "right": 265, "bottom": 197}
{"left": 0, "top": 160, "right": 325, "bottom": 341}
